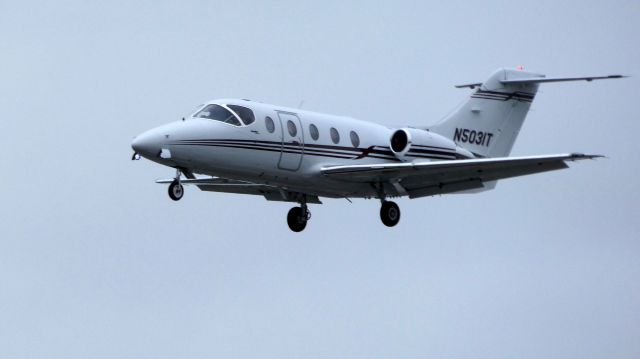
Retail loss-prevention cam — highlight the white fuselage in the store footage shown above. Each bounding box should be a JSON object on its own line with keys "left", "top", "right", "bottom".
{"left": 132, "top": 99, "right": 469, "bottom": 198}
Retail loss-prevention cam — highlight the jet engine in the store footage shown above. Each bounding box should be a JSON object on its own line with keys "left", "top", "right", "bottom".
{"left": 389, "top": 128, "right": 464, "bottom": 161}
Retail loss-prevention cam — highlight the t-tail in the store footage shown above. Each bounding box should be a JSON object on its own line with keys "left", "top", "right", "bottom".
{"left": 429, "top": 68, "right": 625, "bottom": 158}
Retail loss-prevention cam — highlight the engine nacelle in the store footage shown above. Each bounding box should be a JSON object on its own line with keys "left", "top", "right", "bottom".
{"left": 389, "top": 128, "right": 468, "bottom": 161}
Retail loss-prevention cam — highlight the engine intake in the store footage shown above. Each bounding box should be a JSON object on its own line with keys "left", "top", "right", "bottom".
{"left": 390, "top": 129, "right": 410, "bottom": 153}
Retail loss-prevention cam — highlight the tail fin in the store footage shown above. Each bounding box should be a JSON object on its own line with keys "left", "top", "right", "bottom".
{"left": 430, "top": 68, "right": 542, "bottom": 158}
{"left": 430, "top": 68, "right": 626, "bottom": 158}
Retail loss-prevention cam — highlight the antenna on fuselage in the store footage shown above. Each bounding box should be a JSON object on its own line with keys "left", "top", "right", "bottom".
{"left": 297, "top": 100, "right": 305, "bottom": 109}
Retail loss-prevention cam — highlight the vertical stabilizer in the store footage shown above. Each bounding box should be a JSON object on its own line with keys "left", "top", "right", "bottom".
{"left": 430, "top": 68, "right": 543, "bottom": 158}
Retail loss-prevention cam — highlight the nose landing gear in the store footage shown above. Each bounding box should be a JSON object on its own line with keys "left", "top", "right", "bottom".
{"left": 380, "top": 200, "right": 400, "bottom": 227}
{"left": 168, "top": 180, "right": 184, "bottom": 201}
{"left": 167, "top": 169, "right": 184, "bottom": 201}
{"left": 287, "top": 202, "right": 311, "bottom": 232}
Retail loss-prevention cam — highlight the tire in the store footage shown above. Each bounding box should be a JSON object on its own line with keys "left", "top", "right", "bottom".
{"left": 287, "top": 207, "right": 307, "bottom": 232}
{"left": 380, "top": 201, "right": 400, "bottom": 227}
{"left": 168, "top": 180, "right": 184, "bottom": 201}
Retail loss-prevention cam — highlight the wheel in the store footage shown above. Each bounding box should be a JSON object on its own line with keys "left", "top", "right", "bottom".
{"left": 287, "top": 207, "right": 308, "bottom": 232}
{"left": 380, "top": 201, "right": 400, "bottom": 227}
{"left": 168, "top": 180, "right": 184, "bottom": 201}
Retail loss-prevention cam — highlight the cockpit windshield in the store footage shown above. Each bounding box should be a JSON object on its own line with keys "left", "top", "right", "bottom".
{"left": 194, "top": 104, "right": 241, "bottom": 126}
{"left": 227, "top": 105, "right": 255, "bottom": 125}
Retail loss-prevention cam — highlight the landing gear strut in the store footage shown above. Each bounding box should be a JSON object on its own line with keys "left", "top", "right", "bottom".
{"left": 380, "top": 201, "right": 400, "bottom": 227}
{"left": 168, "top": 169, "right": 184, "bottom": 201}
{"left": 287, "top": 202, "right": 311, "bottom": 232}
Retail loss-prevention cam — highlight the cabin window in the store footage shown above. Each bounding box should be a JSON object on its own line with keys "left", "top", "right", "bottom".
{"left": 309, "top": 124, "right": 319, "bottom": 141}
{"left": 330, "top": 127, "right": 340, "bottom": 144}
{"left": 287, "top": 120, "right": 297, "bottom": 137}
{"left": 350, "top": 130, "right": 360, "bottom": 148}
{"left": 265, "top": 116, "right": 275, "bottom": 133}
{"left": 194, "top": 104, "right": 241, "bottom": 126}
{"left": 227, "top": 105, "right": 255, "bottom": 125}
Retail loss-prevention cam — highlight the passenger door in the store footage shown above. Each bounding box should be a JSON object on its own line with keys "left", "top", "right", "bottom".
{"left": 277, "top": 112, "right": 304, "bottom": 171}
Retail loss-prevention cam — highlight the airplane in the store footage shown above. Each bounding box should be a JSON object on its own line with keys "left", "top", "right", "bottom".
{"left": 131, "top": 68, "right": 624, "bottom": 232}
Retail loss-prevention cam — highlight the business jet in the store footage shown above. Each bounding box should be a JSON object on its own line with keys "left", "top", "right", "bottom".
{"left": 131, "top": 68, "right": 623, "bottom": 232}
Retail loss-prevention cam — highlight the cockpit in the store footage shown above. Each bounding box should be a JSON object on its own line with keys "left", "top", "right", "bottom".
{"left": 193, "top": 103, "right": 255, "bottom": 126}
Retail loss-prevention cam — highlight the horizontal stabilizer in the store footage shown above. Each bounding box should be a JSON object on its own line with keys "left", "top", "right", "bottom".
{"left": 455, "top": 82, "right": 483, "bottom": 89}
{"left": 455, "top": 73, "right": 626, "bottom": 89}
{"left": 501, "top": 74, "right": 626, "bottom": 85}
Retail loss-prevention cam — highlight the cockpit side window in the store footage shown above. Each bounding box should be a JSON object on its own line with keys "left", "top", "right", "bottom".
{"left": 194, "top": 104, "right": 241, "bottom": 126}
{"left": 227, "top": 105, "right": 255, "bottom": 125}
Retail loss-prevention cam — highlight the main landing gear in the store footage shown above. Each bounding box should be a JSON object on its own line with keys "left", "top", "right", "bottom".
{"left": 287, "top": 203, "right": 311, "bottom": 232}
{"left": 285, "top": 199, "right": 400, "bottom": 231}
{"left": 167, "top": 169, "right": 184, "bottom": 201}
{"left": 380, "top": 200, "right": 400, "bottom": 227}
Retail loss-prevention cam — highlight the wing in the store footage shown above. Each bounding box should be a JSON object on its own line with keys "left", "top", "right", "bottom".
{"left": 321, "top": 153, "right": 602, "bottom": 198}
{"left": 156, "top": 177, "right": 321, "bottom": 203}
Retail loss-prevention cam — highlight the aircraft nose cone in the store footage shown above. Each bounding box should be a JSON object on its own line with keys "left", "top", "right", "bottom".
{"left": 131, "top": 130, "right": 161, "bottom": 157}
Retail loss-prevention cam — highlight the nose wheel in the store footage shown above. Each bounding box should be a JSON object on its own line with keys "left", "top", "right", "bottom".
{"left": 287, "top": 204, "right": 310, "bottom": 232}
{"left": 380, "top": 201, "right": 400, "bottom": 227}
{"left": 168, "top": 179, "right": 184, "bottom": 201}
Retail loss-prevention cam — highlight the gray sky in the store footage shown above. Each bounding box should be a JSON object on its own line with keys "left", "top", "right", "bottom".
{"left": 1, "top": 1, "right": 639, "bottom": 358}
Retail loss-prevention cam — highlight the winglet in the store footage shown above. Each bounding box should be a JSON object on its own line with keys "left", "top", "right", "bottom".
{"left": 568, "top": 153, "right": 605, "bottom": 161}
